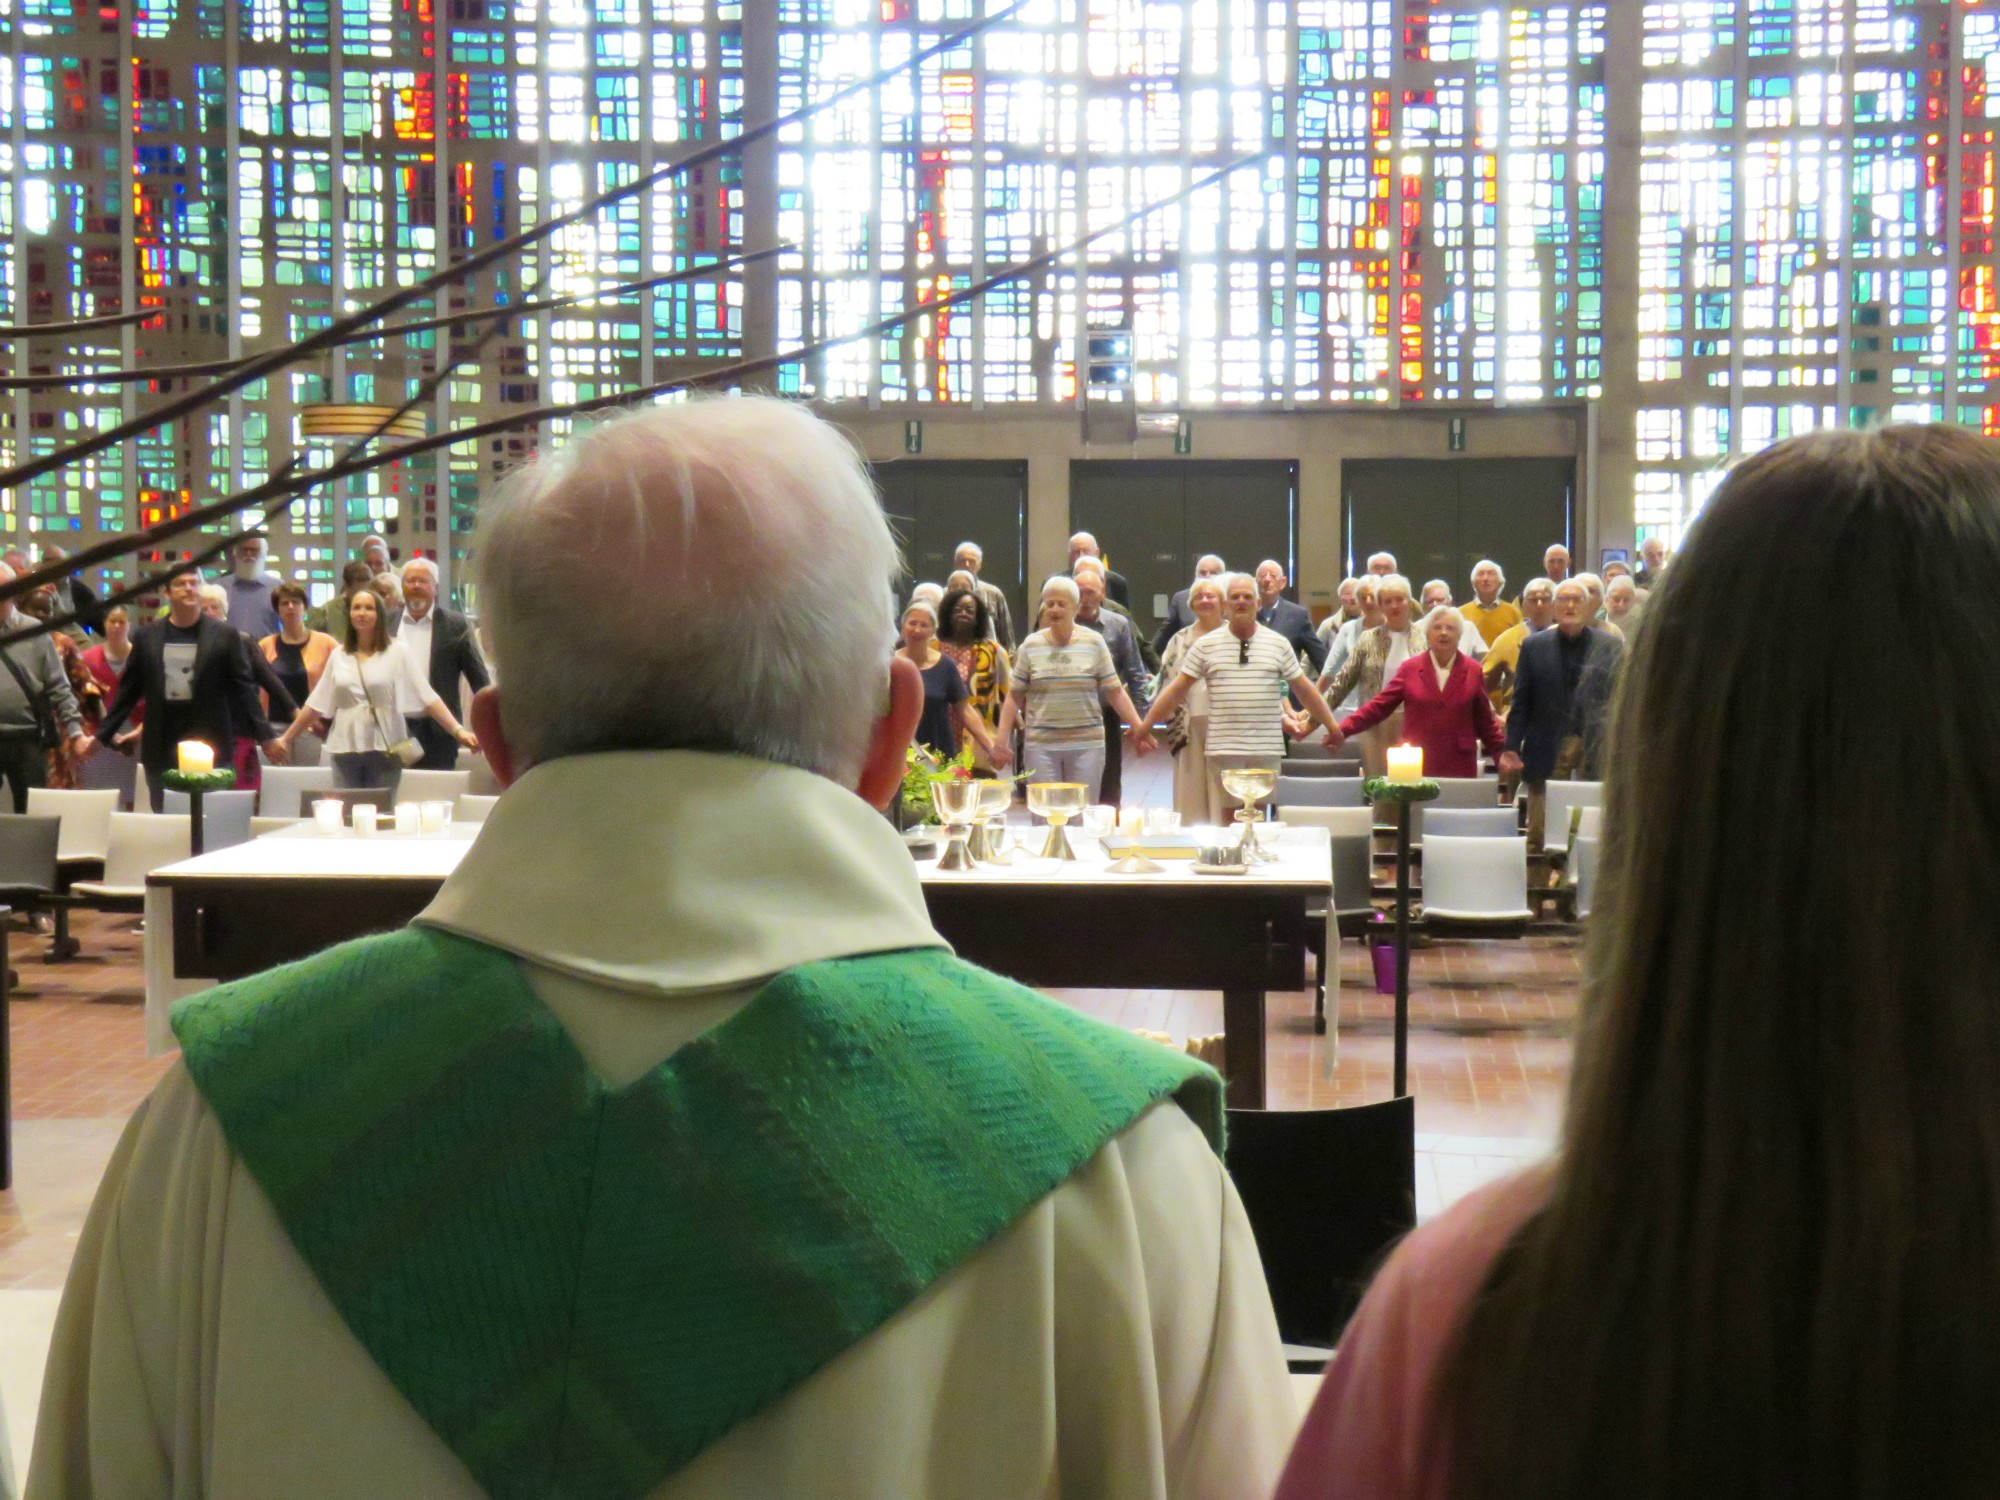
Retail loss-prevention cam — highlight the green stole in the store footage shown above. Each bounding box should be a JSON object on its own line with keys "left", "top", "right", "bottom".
{"left": 171, "top": 928, "right": 1220, "bottom": 1500}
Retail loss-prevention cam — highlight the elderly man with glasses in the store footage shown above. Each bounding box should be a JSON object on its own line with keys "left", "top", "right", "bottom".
{"left": 1143, "top": 572, "right": 1343, "bottom": 826}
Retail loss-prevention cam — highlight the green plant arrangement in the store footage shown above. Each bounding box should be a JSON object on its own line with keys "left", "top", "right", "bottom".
{"left": 159, "top": 768, "right": 238, "bottom": 794}
{"left": 898, "top": 743, "right": 977, "bottom": 827}
{"left": 1361, "top": 775, "right": 1441, "bottom": 804}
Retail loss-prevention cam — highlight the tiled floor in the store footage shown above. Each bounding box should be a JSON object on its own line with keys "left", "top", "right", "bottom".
{"left": 0, "top": 783, "right": 1576, "bottom": 1468}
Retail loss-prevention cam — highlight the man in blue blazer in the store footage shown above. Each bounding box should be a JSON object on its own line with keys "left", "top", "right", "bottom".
{"left": 1498, "top": 578, "right": 1623, "bottom": 846}
{"left": 1253, "top": 560, "right": 1328, "bottom": 673}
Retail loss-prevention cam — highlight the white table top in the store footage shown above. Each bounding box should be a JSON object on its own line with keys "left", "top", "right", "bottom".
{"left": 148, "top": 827, "right": 479, "bottom": 883}
{"left": 147, "top": 822, "right": 1330, "bottom": 891}
{"left": 917, "top": 823, "right": 1330, "bottom": 890}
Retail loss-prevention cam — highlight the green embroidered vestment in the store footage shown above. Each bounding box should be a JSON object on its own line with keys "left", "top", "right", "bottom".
{"left": 171, "top": 927, "right": 1220, "bottom": 1500}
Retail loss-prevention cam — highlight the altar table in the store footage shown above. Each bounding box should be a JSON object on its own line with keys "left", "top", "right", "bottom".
{"left": 145, "top": 823, "right": 1332, "bottom": 1108}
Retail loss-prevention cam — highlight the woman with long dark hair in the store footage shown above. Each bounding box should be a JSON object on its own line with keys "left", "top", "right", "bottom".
{"left": 1279, "top": 424, "right": 2000, "bottom": 1500}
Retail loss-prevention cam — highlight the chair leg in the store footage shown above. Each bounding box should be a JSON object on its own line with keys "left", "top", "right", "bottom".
{"left": 44, "top": 905, "right": 79, "bottom": 963}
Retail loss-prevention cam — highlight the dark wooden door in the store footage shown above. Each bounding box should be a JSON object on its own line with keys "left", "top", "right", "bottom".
{"left": 873, "top": 460, "right": 1028, "bottom": 625}
{"left": 1070, "top": 460, "right": 1298, "bottom": 639}
{"left": 1342, "top": 458, "right": 1573, "bottom": 600}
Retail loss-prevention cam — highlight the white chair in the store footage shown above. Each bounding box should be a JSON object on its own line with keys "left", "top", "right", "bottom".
{"left": 1574, "top": 804, "right": 1603, "bottom": 842}
{"left": 133, "top": 763, "right": 151, "bottom": 814}
{"left": 251, "top": 816, "right": 301, "bottom": 838}
{"left": 259, "top": 764, "right": 334, "bottom": 818}
{"left": 455, "top": 793, "right": 500, "bottom": 825}
{"left": 162, "top": 789, "right": 256, "bottom": 851}
{"left": 71, "top": 812, "right": 192, "bottom": 906}
{"left": 1276, "top": 807, "right": 1376, "bottom": 1038}
{"left": 1537, "top": 779, "right": 1604, "bottom": 853}
{"left": 1572, "top": 835, "right": 1601, "bottom": 918}
{"left": 26, "top": 787, "right": 119, "bottom": 863}
{"left": 1277, "top": 775, "right": 1366, "bottom": 809}
{"left": 462, "top": 753, "right": 502, "bottom": 796}
{"left": 1421, "top": 835, "right": 1533, "bottom": 923}
{"left": 286, "top": 734, "right": 324, "bottom": 767}
{"left": 396, "top": 768, "right": 472, "bottom": 804}
{"left": 1419, "top": 806, "right": 1518, "bottom": 841}
{"left": 1410, "top": 776, "right": 1503, "bottom": 838}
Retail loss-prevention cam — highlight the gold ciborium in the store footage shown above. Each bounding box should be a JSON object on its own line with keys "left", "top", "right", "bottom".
{"left": 1219, "top": 766, "right": 1279, "bottom": 863}
{"left": 931, "top": 779, "right": 984, "bottom": 871}
{"left": 1025, "top": 781, "right": 1088, "bottom": 861}
{"left": 969, "top": 777, "right": 1015, "bottom": 863}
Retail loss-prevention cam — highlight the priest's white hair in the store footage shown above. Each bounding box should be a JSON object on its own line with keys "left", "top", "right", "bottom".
{"left": 474, "top": 395, "right": 900, "bottom": 783}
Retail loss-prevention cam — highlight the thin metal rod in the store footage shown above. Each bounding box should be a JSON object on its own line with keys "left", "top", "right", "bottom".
{"left": 0, "top": 3, "right": 1025, "bottom": 494}
{"left": 0, "top": 307, "right": 163, "bottom": 339}
{"left": 1394, "top": 800, "right": 1412, "bottom": 1098}
{"left": 187, "top": 788, "right": 205, "bottom": 859}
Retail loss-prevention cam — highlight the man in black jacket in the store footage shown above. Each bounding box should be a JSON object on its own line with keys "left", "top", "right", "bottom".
{"left": 398, "top": 557, "right": 492, "bottom": 770}
{"left": 1253, "top": 559, "right": 1328, "bottom": 674}
{"left": 1499, "top": 578, "right": 1623, "bottom": 847}
{"left": 97, "top": 567, "right": 287, "bottom": 808}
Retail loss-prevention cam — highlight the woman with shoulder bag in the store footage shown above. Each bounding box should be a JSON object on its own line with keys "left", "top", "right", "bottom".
{"left": 1154, "top": 576, "right": 1225, "bottom": 825}
{"left": 274, "top": 582, "right": 475, "bottom": 797}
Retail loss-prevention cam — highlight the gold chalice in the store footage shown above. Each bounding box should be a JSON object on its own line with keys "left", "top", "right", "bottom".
{"left": 1025, "top": 781, "right": 1088, "bottom": 861}
{"left": 931, "top": 779, "right": 984, "bottom": 872}
{"left": 1219, "top": 766, "right": 1279, "bottom": 863}
{"left": 969, "top": 777, "right": 1015, "bottom": 863}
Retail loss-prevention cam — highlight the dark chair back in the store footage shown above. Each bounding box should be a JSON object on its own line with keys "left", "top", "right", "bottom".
{"left": 1225, "top": 1095, "right": 1417, "bottom": 1349}
{"left": 0, "top": 814, "right": 64, "bottom": 894}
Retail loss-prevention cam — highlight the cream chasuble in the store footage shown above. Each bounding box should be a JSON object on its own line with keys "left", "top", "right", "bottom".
{"left": 28, "top": 752, "right": 1295, "bottom": 1500}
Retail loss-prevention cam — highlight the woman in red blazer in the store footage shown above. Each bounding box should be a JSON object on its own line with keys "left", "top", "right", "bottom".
{"left": 1334, "top": 607, "right": 1503, "bottom": 778}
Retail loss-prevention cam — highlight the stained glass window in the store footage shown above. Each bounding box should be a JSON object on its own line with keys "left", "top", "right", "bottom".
{"left": 0, "top": 1, "right": 1994, "bottom": 582}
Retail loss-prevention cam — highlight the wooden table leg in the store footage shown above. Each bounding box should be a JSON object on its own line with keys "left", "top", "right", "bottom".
{"left": 1222, "top": 987, "right": 1266, "bottom": 1110}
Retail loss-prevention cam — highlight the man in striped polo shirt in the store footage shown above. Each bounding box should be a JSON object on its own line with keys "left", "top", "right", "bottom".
{"left": 1143, "top": 573, "right": 1345, "bottom": 826}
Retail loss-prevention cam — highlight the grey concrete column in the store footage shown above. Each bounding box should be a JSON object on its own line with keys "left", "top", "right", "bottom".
{"left": 739, "top": 8, "right": 780, "bottom": 386}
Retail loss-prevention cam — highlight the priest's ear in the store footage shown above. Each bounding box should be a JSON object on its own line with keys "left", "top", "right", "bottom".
{"left": 855, "top": 654, "right": 924, "bottom": 810}
{"left": 469, "top": 687, "right": 517, "bottom": 788}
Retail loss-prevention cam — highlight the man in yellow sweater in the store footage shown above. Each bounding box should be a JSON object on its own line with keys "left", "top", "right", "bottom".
{"left": 1460, "top": 559, "right": 1523, "bottom": 648}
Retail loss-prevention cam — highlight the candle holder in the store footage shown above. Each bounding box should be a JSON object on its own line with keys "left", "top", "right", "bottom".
{"left": 159, "top": 768, "right": 237, "bottom": 858}
{"left": 1361, "top": 775, "right": 1440, "bottom": 1099}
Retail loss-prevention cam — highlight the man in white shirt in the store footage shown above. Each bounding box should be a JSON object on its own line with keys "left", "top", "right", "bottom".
{"left": 1143, "top": 573, "right": 1344, "bottom": 825}
{"left": 30, "top": 396, "right": 1292, "bottom": 1500}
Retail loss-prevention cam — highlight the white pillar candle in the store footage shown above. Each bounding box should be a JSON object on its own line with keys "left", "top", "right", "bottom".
{"left": 312, "top": 799, "right": 344, "bottom": 834}
{"left": 394, "top": 802, "right": 420, "bottom": 835}
{"left": 1117, "top": 807, "right": 1144, "bottom": 836}
{"left": 177, "top": 741, "right": 214, "bottom": 775}
{"left": 352, "top": 804, "right": 379, "bottom": 837}
{"left": 1386, "top": 743, "right": 1424, "bottom": 784}
{"left": 419, "top": 800, "right": 449, "bottom": 833}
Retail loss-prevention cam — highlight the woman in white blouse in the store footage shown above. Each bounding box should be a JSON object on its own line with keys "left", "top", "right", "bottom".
{"left": 274, "top": 583, "right": 476, "bottom": 795}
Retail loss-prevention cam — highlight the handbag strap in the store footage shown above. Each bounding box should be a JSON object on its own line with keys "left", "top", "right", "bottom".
{"left": 356, "top": 651, "right": 403, "bottom": 751}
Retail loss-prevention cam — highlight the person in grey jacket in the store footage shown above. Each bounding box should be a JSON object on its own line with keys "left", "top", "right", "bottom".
{"left": 0, "top": 562, "right": 90, "bottom": 811}
{"left": 1075, "top": 562, "right": 1150, "bottom": 804}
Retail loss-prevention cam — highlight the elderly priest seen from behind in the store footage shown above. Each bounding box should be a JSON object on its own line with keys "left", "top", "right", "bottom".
{"left": 27, "top": 395, "right": 1293, "bottom": 1500}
